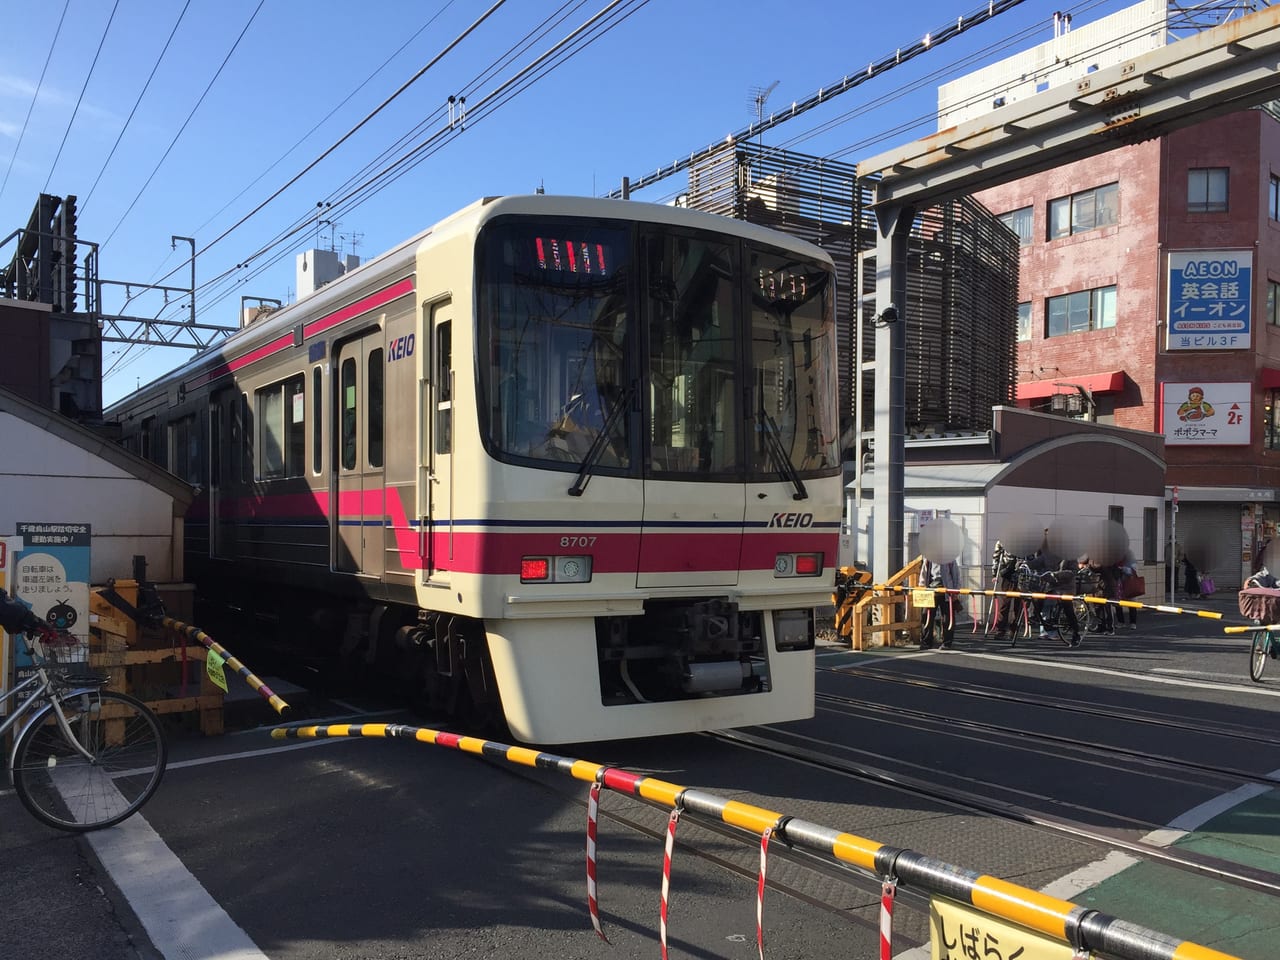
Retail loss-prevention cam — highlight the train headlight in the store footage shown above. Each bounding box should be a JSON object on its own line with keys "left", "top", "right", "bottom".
{"left": 520, "top": 555, "right": 593, "bottom": 583}
{"left": 773, "top": 552, "right": 823, "bottom": 577}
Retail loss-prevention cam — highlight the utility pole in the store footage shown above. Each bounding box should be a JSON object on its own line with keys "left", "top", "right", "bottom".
{"left": 171, "top": 236, "right": 195, "bottom": 326}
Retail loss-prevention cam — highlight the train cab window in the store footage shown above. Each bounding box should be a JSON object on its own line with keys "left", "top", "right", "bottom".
{"left": 747, "top": 249, "right": 838, "bottom": 479}
{"left": 256, "top": 374, "right": 305, "bottom": 480}
{"left": 312, "top": 366, "right": 323, "bottom": 475}
{"left": 644, "top": 233, "right": 738, "bottom": 474}
{"left": 477, "top": 220, "right": 630, "bottom": 468}
{"left": 368, "top": 348, "right": 384, "bottom": 468}
{"left": 340, "top": 357, "right": 357, "bottom": 471}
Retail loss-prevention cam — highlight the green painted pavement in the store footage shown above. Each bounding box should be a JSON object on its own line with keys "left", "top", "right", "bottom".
{"left": 1072, "top": 791, "right": 1280, "bottom": 960}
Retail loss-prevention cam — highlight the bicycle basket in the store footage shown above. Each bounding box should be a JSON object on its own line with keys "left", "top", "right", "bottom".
{"left": 30, "top": 631, "right": 95, "bottom": 681}
{"left": 1239, "top": 587, "right": 1280, "bottom": 623}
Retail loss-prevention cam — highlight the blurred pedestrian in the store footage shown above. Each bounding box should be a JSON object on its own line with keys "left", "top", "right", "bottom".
{"left": 1088, "top": 557, "right": 1117, "bottom": 635}
{"left": 919, "top": 555, "right": 959, "bottom": 649}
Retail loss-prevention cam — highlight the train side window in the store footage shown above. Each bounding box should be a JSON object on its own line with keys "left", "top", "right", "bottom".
{"left": 209, "top": 405, "right": 221, "bottom": 487}
{"left": 256, "top": 373, "right": 305, "bottom": 480}
{"left": 169, "top": 414, "right": 202, "bottom": 484}
{"left": 312, "top": 366, "right": 323, "bottom": 475}
{"left": 341, "top": 357, "right": 357, "bottom": 471}
{"left": 435, "top": 321, "right": 451, "bottom": 455}
{"left": 236, "top": 393, "right": 251, "bottom": 485}
{"left": 368, "top": 348, "right": 384, "bottom": 469}
{"left": 140, "top": 416, "right": 154, "bottom": 462}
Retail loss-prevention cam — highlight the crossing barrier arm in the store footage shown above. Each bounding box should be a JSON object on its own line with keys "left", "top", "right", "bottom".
{"left": 270, "top": 721, "right": 1243, "bottom": 960}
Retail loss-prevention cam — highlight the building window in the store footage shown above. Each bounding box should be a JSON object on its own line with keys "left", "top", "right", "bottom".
{"left": 1048, "top": 183, "right": 1119, "bottom": 239}
{"left": 1109, "top": 505, "right": 1123, "bottom": 526}
{"left": 998, "top": 206, "right": 1034, "bottom": 245}
{"left": 256, "top": 373, "right": 305, "bottom": 480}
{"left": 1269, "top": 281, "right": 1280, "bottom": 326}
{"left": 1187, "top": 167, "right": 1228, "bottom": 213}
{"left": 1143, "top": 507, "right": 1157, "bottom": 564}
{"left": 1016, "top": 302, "right": 1032, "bottom": 342}
{"left": 1266, "top": 389, "right": 1280, "bottom": 450}
{"left": 1046, "top": 285, "right": 1117, "bottom": 338}
{"left": 1271, "top": 174, "right": 1280, "bottom": 221}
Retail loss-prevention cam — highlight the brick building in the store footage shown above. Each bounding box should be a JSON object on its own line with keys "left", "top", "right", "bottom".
{"left": 962, "top": 7, "right": 1280, "bottom": 591}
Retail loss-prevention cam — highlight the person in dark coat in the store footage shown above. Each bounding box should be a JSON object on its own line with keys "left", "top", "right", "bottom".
{"left": 1183, "top": 556, "right": 1201, "bottom": 599}
{"left": 0, "top": 588, "right": 42, "bottom": 634}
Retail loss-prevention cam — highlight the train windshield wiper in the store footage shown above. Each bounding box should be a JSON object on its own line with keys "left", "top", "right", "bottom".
{"left": 568, "top": 382, "right": 634, "bottom": 497}
{"left": 759, "top": 407, "right": 807, "bottom": 501}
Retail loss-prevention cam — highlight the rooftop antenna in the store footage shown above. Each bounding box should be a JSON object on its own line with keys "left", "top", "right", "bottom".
{"left": 749, "top": 80, "right": 780, "bottom": 149}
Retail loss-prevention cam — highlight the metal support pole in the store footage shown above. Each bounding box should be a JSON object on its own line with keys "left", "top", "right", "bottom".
{"left": 171, "top": 236, "right": 195, "bottom": 326}
{"left": 872, "top": 201, "right": 913, "bottom": 581}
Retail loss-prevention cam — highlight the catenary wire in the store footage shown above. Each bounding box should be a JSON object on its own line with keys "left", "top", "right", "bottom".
{"left": 81, "top": 1, "right": 193, "bottom": 216}
{"left": 0, "top": 0, "right": 70, "bottom": 206}
{"left": 191, "top": 0, "right": 648, "bottom": 317}
{"left": 98, "top": 0, "right": 267, "bottom": 251}
{"left": 42, "top": 0, "right": 121, "bottom": 193}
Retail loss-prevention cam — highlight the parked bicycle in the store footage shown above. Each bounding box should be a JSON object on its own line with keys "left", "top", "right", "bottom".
{"left": 0, "top": 593, "right": 166, "bottom": 832}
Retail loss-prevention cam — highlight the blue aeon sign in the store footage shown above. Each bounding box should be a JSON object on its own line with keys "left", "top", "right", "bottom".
{"left": 1166, "top": 250, "right": 1253, "bottom": 351}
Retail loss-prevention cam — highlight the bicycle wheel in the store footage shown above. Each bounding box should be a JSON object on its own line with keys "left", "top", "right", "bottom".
{"left": 1250, "top": 630, "right": 1271, "bottom": 683}
{"left": 12, "top": 689, "right": 167, "bottom": 832}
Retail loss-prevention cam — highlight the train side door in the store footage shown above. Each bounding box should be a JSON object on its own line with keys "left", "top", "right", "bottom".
{"left": 334, "top": 331, "right": 386, "bottom": 577}
{"left": 423, "top": 300, "right": 453, "bottom": 582}
{"left": 209, "top": 388, "right": 237, "bottom": 560}
{"left": 208, "top": 396, "right": 222, "bottom": 558}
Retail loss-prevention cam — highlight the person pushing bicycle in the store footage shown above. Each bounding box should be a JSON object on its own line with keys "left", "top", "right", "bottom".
{"left": 0, "top": 587, "right": 44, "bottom": 635}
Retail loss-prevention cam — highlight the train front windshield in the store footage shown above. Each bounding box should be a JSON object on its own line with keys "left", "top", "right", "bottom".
{"left": 478, "top": 216, "right": 839, "bottom": 481}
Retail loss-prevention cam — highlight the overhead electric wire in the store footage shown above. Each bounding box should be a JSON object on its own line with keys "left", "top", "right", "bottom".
{"left": 99, "top": 0, "right": 267, "bottom": 250}
{"left": 81, "top": 1, "right": 192, "bottom": 215}
{"left": 0, "top": 0, "right": 70, "bottom": 206}
{"left": 195, "top": 0, "right": 648, "bottom": 307}
{"left": 43, "top": 0, "right": 121, "bottom": 193}
{"left": 175, "top": 0, "right": 512, "bottom": 282}
{"left": 168, "top": 0, "right": 624, "bottom": 307}
{"left": 187, "top": 0, "right": 463, "bottom": 244}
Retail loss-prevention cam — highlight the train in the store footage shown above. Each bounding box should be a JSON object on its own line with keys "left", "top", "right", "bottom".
{"left": 105, "top": 194, "right": 843, "bottom": 743}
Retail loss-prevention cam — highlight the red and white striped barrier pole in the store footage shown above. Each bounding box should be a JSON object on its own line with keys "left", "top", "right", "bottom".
{"left": 756, "top": 826, "right": 773, "bottom": 960}
{"left": 879, "top": 877, "right": 897, "bottom": 960}
{"left": 660, "top": 806, "right": 682, "bottom": 960}
{"left": 585, "top": 781, "right": 608, "bottom": 942}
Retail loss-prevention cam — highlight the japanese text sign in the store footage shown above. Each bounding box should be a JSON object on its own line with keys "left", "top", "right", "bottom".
{"left": 1161, "top": 381, "right": 1251, "bottom": 446}
{"left": 1166, "top": 250, "right": 1252, "bottom": 350}
{"left": 932, "top": 896, "right": 1073, "bottom": 960}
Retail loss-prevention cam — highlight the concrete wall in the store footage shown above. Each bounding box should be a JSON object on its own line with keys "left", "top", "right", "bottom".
{"left": 0, "top": 411, "right": 184, "bottom": 582}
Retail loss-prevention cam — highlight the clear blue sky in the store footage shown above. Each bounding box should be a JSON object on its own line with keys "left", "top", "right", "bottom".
{"left": 0, "top": 0, "right": 1146, "bottom": 405}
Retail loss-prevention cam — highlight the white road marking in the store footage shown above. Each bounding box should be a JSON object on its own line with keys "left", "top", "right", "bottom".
{"left": 88, "top": 810, "right": 270, "bottom": 960}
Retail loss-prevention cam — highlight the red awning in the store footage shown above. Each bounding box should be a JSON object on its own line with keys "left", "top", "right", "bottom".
{"left": 1016, "top": 370, "right": 1126, "bottom": 401}
{"left": 1260, "top": 367, "right": 1280, "bottom": 389}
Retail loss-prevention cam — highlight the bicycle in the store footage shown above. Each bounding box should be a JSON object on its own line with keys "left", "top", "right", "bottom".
{"left": 1, "top": 624, "right": 167, "bottom": 831}
{"left": 1237, "top": 576, "right": 1280, "bottom": 683}
{"left": 1012, "top": 566, "right": 1081, "bottom": 648}
{"left": 1249, "top": 626, "right": 1277, "bottom": 682}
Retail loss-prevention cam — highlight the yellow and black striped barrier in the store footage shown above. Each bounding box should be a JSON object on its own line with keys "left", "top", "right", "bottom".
{"left": 874, "top": 583, "right": 1226, "bottom": 621}
{"left": 165, "top": 617, "right": 290, "bottom": 715}
{"left": 271, "top": 721, "right": 1241, "bottom": 960}
{"left": 1223, "top": 623, "right": 1280, "bottom": 634}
